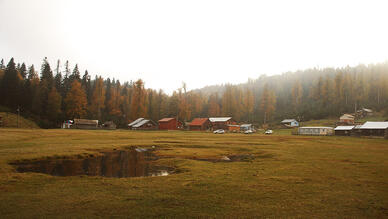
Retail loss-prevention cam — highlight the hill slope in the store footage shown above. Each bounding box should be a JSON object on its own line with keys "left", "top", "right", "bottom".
{"left": 0, "top": 112, "right": 40, "bottom": 128}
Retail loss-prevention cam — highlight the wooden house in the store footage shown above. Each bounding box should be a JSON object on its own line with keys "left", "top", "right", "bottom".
{"left": 298, "top": 127, "right": 334, "bottom": 136}
{"left": 281, "top": 119, "right": 299, "bottom": 127}
{"left": 228, "top": 125, "right": 240, "bottom": 132}
{"left": 339, "top": 114, "right": 355, "bottom": 125}
{"left": 334, "top": 126, "right": 354, "bottom": 136}
{"left": 356, "top": 108, "right": 373, "bottom": 118}
{"left": 158, "top": 118, "right": 183, "bottom": 130}
{"left": 72, "top": 119, "right": 99, "bottom": 129}
{"left": 240, "top": 124, "right": 254, "bottom": 132}
{"left": 209, "top": 117, "right": 236, "bottom": 130}
{"left": 188, "top": 118, "right": 211, "bottom": 131}
{"left": 356, "top": 121, "right": 388, "bottom": 137}
{"left": 132, "top": 119, "right": 157, "bottom": 130}
{"left": 128, "top": 118, "right": 144, "bottom": 129}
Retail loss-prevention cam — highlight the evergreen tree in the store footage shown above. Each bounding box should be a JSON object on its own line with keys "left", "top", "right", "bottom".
{"left": 69, "top": 64, "right": 81, "bottom": 83}
{"left": 19, "top": 63, "right": 27, "bottom": 79}
{"left": 0, "top": 59, "right": 4, "bottom": 69}
{"left": 0, "top": 58, "right": 23, "bottom": 108}
{"left": 81, "top": 70, "right": 92, "bottom": 104}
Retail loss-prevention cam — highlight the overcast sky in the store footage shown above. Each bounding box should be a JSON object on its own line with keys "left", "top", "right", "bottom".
{"left": 1, "top": 0, "right": 388, "bottom": 93}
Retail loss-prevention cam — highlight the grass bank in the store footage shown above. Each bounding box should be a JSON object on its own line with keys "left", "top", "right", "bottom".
{"left": 0, "top": 129, "right": 387, "bottom": 218}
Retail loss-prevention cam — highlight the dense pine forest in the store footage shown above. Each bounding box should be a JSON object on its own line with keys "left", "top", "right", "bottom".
{"left": 0, "top": 57, "right": 387, "bottom": 128}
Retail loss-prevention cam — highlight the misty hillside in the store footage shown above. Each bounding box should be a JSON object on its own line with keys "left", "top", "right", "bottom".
{"left": 0, "top": 57, "right": 387, "bottom": 128}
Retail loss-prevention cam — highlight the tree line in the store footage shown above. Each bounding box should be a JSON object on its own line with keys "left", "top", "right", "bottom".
{"left": 0, "top": 57, "right": 387, "bottom": 128}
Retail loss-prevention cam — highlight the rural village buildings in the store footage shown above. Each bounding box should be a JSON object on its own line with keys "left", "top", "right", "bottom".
{"left": 339, "top": 114, "right": 355, "bottom": 125}
{"left": 209, "top": 117, "right": 236, "bottom": 130}
{"left": 354, "top": 121, "right": 388, "bottom": 137}
{"left": 188, "top": 118, "right": 211, "bottom": 131}
{"left": 128, "top": 118, "right": 157, "bottom": 130}
{"left": 356, "top": 108, "right": 373, "bottom": 118}
{"left": 281, "top": 119, "right": 299, "bottom": 127}
{"left": 72, "top": 119, "right": 99, "bottom": 129}
{"left": 158, "top": 118, "right": 183, "bottom": 130}
{"left": 334, "top": 126, "right": 354, "bottom": 136}
{"left": 298, "top": 127, "right": 334, "bottom": 136}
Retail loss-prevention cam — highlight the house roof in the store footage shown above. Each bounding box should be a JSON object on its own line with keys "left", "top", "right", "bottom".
{"left": 299, "top": 126, "right": 333, "bottom": 129}
{"left": 158, "top": 118, "right": 175, "bottom": 122}
{"left": 132, "top": 119, "right": 156, "bottom": 128}
{"left": 362, "top": 108, "right": 373, "bottom": 113}
{"left": 340, "top": 114, "right": 354, "bottom": 119}
{"left": 189, "top": 118, "right": 209, "bottom": 126}
{"left": 74, "top": 119, "right": 98, "bottom": 125}
{"left": 359, "top": 121, "right": 388, "bottom": 129}
{"left": 128, "top": 118, "right": 144, "bottom": 127}
{"left": 334, "top": 126, "right": 355, "bottom": 131}
{"left": 281, "top": 119, "right": 297, "bottom": 123}
{"left": 209, "top": 117, "right": 232, "bottom": 122}
{"left": 240, "top": 124, "right": 252, "bottom": 127}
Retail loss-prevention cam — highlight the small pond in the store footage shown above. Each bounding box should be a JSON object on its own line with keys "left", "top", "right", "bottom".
{"left": 11, "top": 148, "right": 174, "bottom": 178}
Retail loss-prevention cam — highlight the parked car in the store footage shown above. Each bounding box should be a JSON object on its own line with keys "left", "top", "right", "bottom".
{"left": 244, "top": 130, "right": 253, "bottom": 134}
{"left": 264, "top": 130, "right": 273, "bottom": 134}
{"left": 213, "top": 129, "right": 225, "bottom": 134}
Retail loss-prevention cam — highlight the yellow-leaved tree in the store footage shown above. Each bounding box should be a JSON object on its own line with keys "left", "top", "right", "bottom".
{"left": 65, "top": 80, "right": 87, "bottom": 119}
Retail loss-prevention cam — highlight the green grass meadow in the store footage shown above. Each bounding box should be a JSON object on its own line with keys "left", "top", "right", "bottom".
{"left": 0, "top": 128, "right": 387, "bottom": 218}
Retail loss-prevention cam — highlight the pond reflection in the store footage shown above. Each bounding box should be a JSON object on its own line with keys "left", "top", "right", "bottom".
{"left": 12, "top": 149, "right": 173, "bottom": 178}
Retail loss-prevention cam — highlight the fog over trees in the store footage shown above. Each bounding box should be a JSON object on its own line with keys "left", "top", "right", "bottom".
{"left": 0, "top": 57, "right": 387, "bottom": 128}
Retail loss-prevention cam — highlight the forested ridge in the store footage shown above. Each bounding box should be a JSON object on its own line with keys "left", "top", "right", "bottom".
{"left": 0, "top": 57, "right": 387, "bottom": 128}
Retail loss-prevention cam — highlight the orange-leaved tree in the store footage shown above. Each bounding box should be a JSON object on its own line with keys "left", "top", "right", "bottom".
{"left": 64, "top": 80, "right": 87, "bottom": 119}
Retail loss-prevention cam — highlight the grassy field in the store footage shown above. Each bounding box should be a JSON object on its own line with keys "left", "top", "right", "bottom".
{"left": 0, "top": 128, "right": 387, "bottom": 218}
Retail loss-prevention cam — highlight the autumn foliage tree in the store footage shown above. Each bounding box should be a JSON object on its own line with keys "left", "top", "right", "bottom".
{"left": 1, "top": 57, "right": 388, "bottom": 128}
{"left": 64, "top": 80, "right": 87, "bottom": 118}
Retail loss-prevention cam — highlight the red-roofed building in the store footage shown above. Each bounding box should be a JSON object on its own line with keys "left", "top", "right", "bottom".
{"left": 158, "top": 118, "right": 183, "bottom": 130}
{"left": 188, "top": 118, "right": 211, "bottom": 131}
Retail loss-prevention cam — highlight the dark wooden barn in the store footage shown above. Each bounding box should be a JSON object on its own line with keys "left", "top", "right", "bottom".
{"left": 334, "top": 126, "right": 354, "bottom": 136}
{"left": 188, "top": 118, "right": 211, "bottom": 131}
{"left": 357, "top": 121, "right": 388, "bottom": 137}
{"left": 72, "top": 119, "right": 99, "bottom": 129}
{"left": 158, "top": 118, "right": 183, "bottom": 130}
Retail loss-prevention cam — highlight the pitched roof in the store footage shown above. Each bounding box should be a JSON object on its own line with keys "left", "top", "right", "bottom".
{"left": 359, "top": 121, "right": 388, "bottom": 129}
{"left": 189, "top": 118, "right": 209, "bottom": 126}
{"left": 158, "top": 118, "right": 175, "bottom": 122}
{"left": 132, "top": 119, "right": 156, "bottom": 128}
{"left": 240, "top": 124, "right": 252, "bottom": 127}
{"left": 209, "top": 117, "right": 232, "bottom": 122}
{"left": 299, "top": 127, "right": 333, "bottom": 129}
{"left": 128, "top": 118, "right": 144, "bottom": 127}
{"left": 362, "top": 108, "right": 373, "bottom": 113}
{"left": 340, "top": 114, "right": 354, "bottom": 119}
{"left": 281, "top": 119, "right": 297, "bottom": 123}
{"left": 74, "top": 119, "right": 98, "bottom": 125}
{"left": 334, "top": 126, "right": 355, "bottom": 131}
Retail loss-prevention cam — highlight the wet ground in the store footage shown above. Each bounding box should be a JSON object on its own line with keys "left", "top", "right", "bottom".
{"left": 11, "top": 148, "right": 174, "bottom": 178}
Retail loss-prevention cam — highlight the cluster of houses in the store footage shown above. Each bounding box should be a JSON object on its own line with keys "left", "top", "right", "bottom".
{"left": 62, "top": 119, "right": 116, "bottom": 130}
{"left": 283, "top": 108, "right": 388, "bottom": 138}
{"left": 127, "top": 117, "right": 254, "bottom": 132}
{"left": 62, "top": 107, "right": 387, "bottom": 139}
